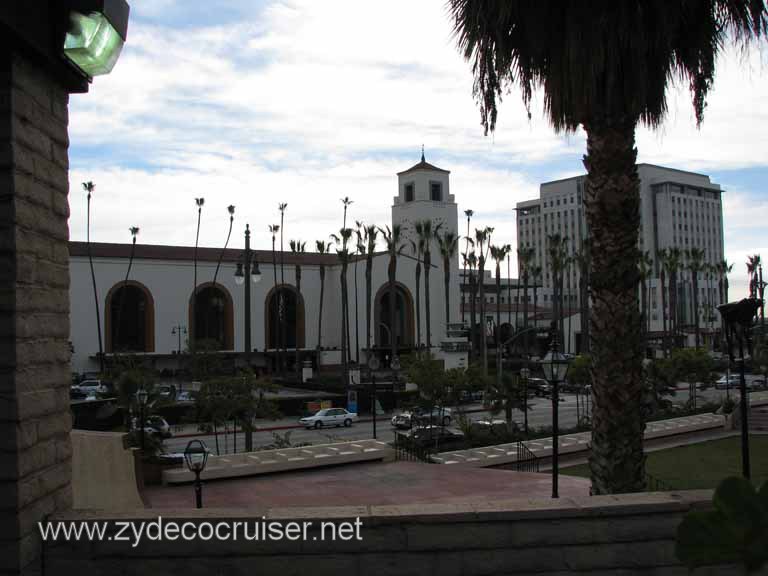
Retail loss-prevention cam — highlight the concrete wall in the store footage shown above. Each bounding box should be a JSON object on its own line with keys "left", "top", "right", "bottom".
{"left": 0, "top": 51, "right": 74, "bottom": 575}
{"left": 43, "top": 491, "right": 761, "bottom": 575}
{"left": 70, "top": 431, "right": 143, "bottom": 511}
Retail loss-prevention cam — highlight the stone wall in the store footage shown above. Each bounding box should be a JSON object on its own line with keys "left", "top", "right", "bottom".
{"left": 44, "top": 491, "right": 763, "bottom": 575}
{"left": 0, "top": 51, "right": 72, "bottom": 575}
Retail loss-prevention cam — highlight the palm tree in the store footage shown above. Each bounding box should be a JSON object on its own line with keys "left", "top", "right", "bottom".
{"left": 437, "top": 230, "right": 459, "bottom": 329}
{"left": 475, "top": 226, "right": 493, "bottom": 376}
{"left": 547, "top": 234, "right": 569, "bottom": 346}
{"left": 449, "top": 0, "right": 766, "bottom": 494}
{"left": 315, "top": 240, "right": 332, "bottom": 355}
{"left": 269, "top": 224, "right": 280, "bottom": 373}
{"left": 278, "top": 203, "right": 288, "bottom": 372}
{"left": 518, "top": 246, "right": 535, "bottom": 338}
{"left": 341, "top": 197, "right": 354, "bottom": 359}
{"left": 354, "top": 221, "right": 364, "bottom": 364}
{"left": 506, "top": 251, "right": 512, "bottom": 328}
{"left": 379, "top": 224, "right": 405, "bottom": 364}
{"left": 462, "top": 209, "right": 474, "bottom": 325}
{"left": 191, "top": 197, "right": 205, "bottom": 353}
{"left": 491, "top": 244, "right": 512, "bottom": 387}
{"left": 290, "top": 240, "right": 306, "bottom": 382}
{"left": 686, "top": 248, "right": 706, "bottom": 348}
{"left": 422, "top": 220, "right": 441, "bottom": 351}
{"left": 638, "top": 251, "right": 653, "bottom": 353}
{"left": 212, "top": 205, "right": 235, "bottom": 287}
{"left": 466, "top": 250, "right": 478, "bottom": 359}
{"left": 331, "top": 228, "right": 353, "bottom": 384}
{"left": 531, "top": 264, "right": 542, "bottom": 343}
{"left": 83, "top": 182, "right": 104, "bottom": 373}
{"left": 410, "top": 221, "right": 426, "bottom": 350}
{"left": 665, "top": 247, "right": 684, "bottom": 350}
{"left": 573, "top": 245, "right": 590, "bottom": 354}
{"left": 115, "top": 226, "right": 140, "bottom": 352}
{"left": 363, "top": 225, "right": 379, "bottom": 360}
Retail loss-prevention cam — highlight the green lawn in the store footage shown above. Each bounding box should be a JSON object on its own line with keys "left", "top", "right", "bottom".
{"left": 561, "top": 436, "right": 768, "bottom": 490}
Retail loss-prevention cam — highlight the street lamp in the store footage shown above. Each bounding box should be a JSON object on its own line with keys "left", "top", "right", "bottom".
{"left": 135, "top": 387, "right": 148, "bottom": 451}
{"left": 718, "top": 297, "right": 761, "bottom": 480}
{"left": 520, "top": 366, "right": 531, "bottom": 436}
{"left": 541, "top": 336, "right": 571, "bottom": 498}
{"left": 234, "top": 224, "right": 262, "bottom": 368}
{"left": 368, "top": 355, "right": 381, "bottom": 439}
{"left": 184, "top": 439, "right": 209, "bottom": 509}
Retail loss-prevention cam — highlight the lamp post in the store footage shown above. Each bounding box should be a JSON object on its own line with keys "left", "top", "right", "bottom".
{"left": 718, "top": 298, "right": 761, "bottom": 480}
{"left": 234, "top": 224, "right": 262, "bottom": 368}
{"left": 368, "top": 355, "right": 381, "bottom": 439}
{"left": 541, "top": 335, "right": 571, "bottom": 498}
{"left": 184, "top": 439, "right": 209, "bottom": 509}
{"left": 171, "top": 324, "right": 187, "bottom": 354}
{"left": 136, "top": 387, "right": 148, "bottom": 452}
{"left": 520, "top": 366, "right": 530, "bottom": 436}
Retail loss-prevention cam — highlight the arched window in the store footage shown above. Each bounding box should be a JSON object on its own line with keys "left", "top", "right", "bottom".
{"left": 190, "top": 284, "right": 234, "bottom": 350}
{"left": 105, "top": 281, "right": 155, "bottom": 353}
{"left": 374, "top": 283, "right": 414, "bottom": 349}
{"left": 265, "top": 285, "right": 305, "bottom": 350}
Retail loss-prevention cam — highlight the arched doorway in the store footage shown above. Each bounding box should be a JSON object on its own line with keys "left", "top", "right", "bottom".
{"left": 189, "top": 283, "right": 234, "bottom": 350}
{"left": 374, "top": 282, "right": 415, "bottom": 349}
{"left": 105, "top": 281, "right": 155, "bottom": 353}
{"left": 264, "top": 285, "right": 305, "bottom": 350}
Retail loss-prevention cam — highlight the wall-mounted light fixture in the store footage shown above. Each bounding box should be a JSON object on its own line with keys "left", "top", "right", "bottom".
{"left": 63, "top": 0, "right": 130, "bottom": 78}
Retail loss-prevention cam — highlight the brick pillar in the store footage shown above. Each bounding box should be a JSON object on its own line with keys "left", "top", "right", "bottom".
{"left": 0, "top": 50, "right": 73, "bottom": 576}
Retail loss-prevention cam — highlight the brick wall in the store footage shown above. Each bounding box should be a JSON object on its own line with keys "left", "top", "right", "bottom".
{"left": 0, "top": 51, "right": 72, "bottom": 576}
{"left": 43, "top": 492, "right": 762, "bottom": 575}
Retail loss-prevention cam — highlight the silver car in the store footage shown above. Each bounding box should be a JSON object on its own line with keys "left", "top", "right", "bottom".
{"left": 300, "top": 408, "right": 357, "bottom": 429}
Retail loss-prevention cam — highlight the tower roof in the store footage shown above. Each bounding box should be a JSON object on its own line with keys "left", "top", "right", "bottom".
{"left": 397, "top": 148, "right": 450, "bottom": 175}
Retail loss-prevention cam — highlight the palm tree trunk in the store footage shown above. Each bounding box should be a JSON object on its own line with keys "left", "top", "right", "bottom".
{"left": 317, "top": 265, "right": 325, "bottom": 354}
{"left": 415, "top": 262, "right": 422, "bottom": 351}
{"left": 661, "top": 271, "right": 668, "bottom": 357}
{"left": 366, "top": 256, "right": 373, "bottom": 359}
{"left": 424, "top": 250, "right": 433, "bottom": 350}
{"left": 296, "top": 264, "right": 302, "bottom": 382}
{"left": 115, "top": 238, "right": 137, "bottom": 352}
{"left": 507, "top": 255, "right": 512, "bottom": 327}
{"left": 469, "top": 271, "right": 477, "bottom": 360}
{"left": 443, "top": 256, "right": 451, "bottom": 328}
{"left": 479, "top": 259, "right": 488, "bottom": 376}
{"left": 496, "top": 264, "right": 502, "bottom": 387}
{"left": 86, "top": 195, "right": 104, "bottom": 373}
{"left": 340, "top": 261, "right": 348, "bottom": 384}
{"left": 354, "top": 259, "right": 360, "bottom": 364}
{"left": 693, "top": 272, "right": 700, "bottom": 348}
{"left": 582, "top": 119, "right": 645, "bottom": 495}
{"left": 279, "top": 217, "right": 285, "bottom": 376}
{"left": 271, "top": 242, "right": 278, "bottom": 373}
{"left": 388, "top": 256, "right": 397, "bottom": 363}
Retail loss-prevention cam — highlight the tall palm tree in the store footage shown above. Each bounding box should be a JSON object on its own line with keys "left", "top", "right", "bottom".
{"left": 315, "top": 240, "right": 332, "bottom": 355}
{"left": 466, "top": 250, "right": 478, "bottom": 359}
{"left": 115, "top": 226, "right": 140, "bottom": 352}
{"left": 290, "top": 240, "right": 306, "bottom": 382}
{"left": 410, "top": 221, "right": 426, "bottom": 351}
{"left": 363, "top": 225, "right": 379, "bottom": 361}
{"left": 450, "top": 0, "right": 766, "bottom": 494}
{"left": 269, "top": 224, "right": 280, "bottom": 374}
{"left": 531, "top": 264, "right": 542, "bottom": 342}
{"left": 354, "top": 221, "right": 364, "bottom": 364}
{"left": 518, "top": 246, "right": 535, "bottom": 337}
{"left": 422, "top": 220, "right": 441, "bottom": 351}
{"left": 506, "top": 252, "right": 512, "bottom": 327}
{"left": 340, "top": 198, "right": 353, "bottom": 364}
{"left": 665, "top": 247, "right": 684, "bottom": 350}
{"left": 212, "top": 205, "right": 235, "bottom": 287}
{"left": 331, "top": 228, "right": 353, "bottom": 384}
{"left": 686, "top": 248, "right": 706, "bottom": 348}
{"left": 547, "top": 234, "right": 568, "bottom": 346}
{"left": 462, "top": 209, "right": 474, "bottom": 325}
{"left": 191, "top": 197, "right": 205, "bottom": 353}
{"left": 83, "top": 182, "right": 104, "bottom": 373}
{"left": 638, "top": 251, "right": 653, "bottom": 353}
{"left": 437, "top": 230, "right": 459, "bottom": 329}
{"left": 379, "top": 225, "right": 405, "bottom": 364}
{"left": 491, "top": 244, "right": 511, "bottom": 387}
{"left": 278, "top": 203, "right": 288, "bottom": 372}
{"left": 475, "top": 226, "right": 493, "bottom": 376}
{"left": 573, "top": 245, "right": 591, "bottom": 354}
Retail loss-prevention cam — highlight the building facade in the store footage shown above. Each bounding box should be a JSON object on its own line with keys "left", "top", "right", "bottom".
{"left": 516, "top": 164, "right": 726, "bottom": 350}
{"left": 69, "top": 156, "right": 463, "bottom": 374}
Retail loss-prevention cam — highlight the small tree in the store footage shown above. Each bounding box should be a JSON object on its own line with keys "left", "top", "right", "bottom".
{"left": 485, "top": 373, "right": 526, "bottom": 428}
{"left": 669, "top": 347, "right": 716, "bottom": 411}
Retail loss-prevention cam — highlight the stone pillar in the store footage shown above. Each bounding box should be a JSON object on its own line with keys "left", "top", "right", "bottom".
{"left": 0, "top": 50, "right": 73, "bottom": 576}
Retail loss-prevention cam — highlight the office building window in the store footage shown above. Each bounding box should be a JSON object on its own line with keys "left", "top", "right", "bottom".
{"left": 430, "top": 181, "right": 443, "bottom": 202}
{"left": 405, "top": 183, "right": 414, "bottom": 202}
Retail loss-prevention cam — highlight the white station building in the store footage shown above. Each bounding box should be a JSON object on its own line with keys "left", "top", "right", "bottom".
{"left": 69, "top": 155, "right": 464, "bottom": 375}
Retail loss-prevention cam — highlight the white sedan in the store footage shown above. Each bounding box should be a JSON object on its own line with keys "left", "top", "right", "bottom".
{"left": 300, "top": 408, "right": 357, "bottom": 429}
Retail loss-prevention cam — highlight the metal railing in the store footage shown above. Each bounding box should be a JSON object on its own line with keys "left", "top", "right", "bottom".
{"left": 393, "top": 432, "right": 434, "bottom": 463}
{"left": 514, "top": 441, "right": 540, "bottom": 472}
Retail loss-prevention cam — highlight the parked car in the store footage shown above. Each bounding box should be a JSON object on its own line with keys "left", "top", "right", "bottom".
{"left": 175, "top": 391, "right": 194, "bottom": 403}
{"left": 146, "top": 415, "right": 172, "bottom": 438}
{"left": 300, "top": 408, "right": 357, "bottom": 429}
{"left": 157, "top": 384, "right": 176, "bottom": 400}
{"left": 391, "top": 406, "right": 452, "bottom": 429}
{"left": 471, "top": 419, "right": 511, "bottom": 435}
{"left": 715, "top": 375, "right": 740, "bottom": 390}
{"left": 71, "top": 379, "right": 108, "bottom": 396}
{"left": 404, "top": 425, "right": 465, "bottom": 445}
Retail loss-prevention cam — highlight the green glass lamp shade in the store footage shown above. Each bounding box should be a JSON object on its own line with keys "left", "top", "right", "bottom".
{"left": 64, "top": 11, "right": 125, "bottom": 77}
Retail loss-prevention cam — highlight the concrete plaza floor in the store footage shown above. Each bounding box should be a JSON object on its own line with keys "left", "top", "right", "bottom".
{"left": 142, "top": 461, "right": 590, "bottom": 510}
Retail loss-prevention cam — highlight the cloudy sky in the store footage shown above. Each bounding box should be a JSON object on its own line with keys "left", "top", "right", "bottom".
{"left": 68, "top": 0, "right": 768, "bottom": 298}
